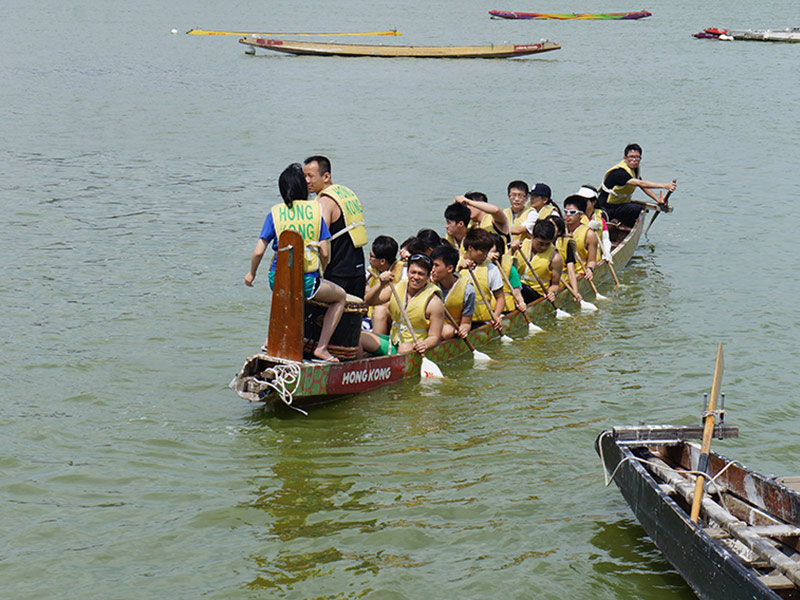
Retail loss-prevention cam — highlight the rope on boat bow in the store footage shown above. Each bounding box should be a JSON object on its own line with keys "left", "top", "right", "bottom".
{"left": 257, "top": 362, "right": 307, "bottom": 415}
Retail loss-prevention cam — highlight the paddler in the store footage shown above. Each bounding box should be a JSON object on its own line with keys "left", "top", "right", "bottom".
{"left": 563, "top": 195, "right": 600, "bottom": 282}
{"left": 303, "top": 155, "right": 368, "bottom": 298}
{"left": 577, "top": 184, "right": 613, "bottom": 263}
{"left": 503, "top": 180, "right": 532, "bottom": 243}
{"left": 517, "top": 220, "right": 564, "bottom": 303}
{"left": 244, "top": 163, "right": 346, "bottom": 363}
{"left": 443, "top": 201, "right": 473, "bottom": 254}
{"left": 521, "top": 182, "right": 561, "bottom": 237}
{"left": 598, "top": 143, "right": 677, "bottom": 228}
{"left": 430, "top": 244, "right": 476, "bottom": 339}
{"left": 360, "top": 254, "right": 444, "bottom": 356}
{"left": 546, "top": 214, "right": 582, "bottom": 303}
{"left": 457, "top": 192, "right": 510, "bottom": 244}
{"left": 459, "top": 227, "right": 505, "bottom": 333}
{"left": 365, "top": 235, "right": 402, "bottom": 334}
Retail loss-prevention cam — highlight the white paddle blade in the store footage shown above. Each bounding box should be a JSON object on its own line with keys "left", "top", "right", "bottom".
{"left": 555, "top": 308, "right": 571, "bottom": 320}
{"left": 421, "top": 356, "right": 443, "bottom": 378}
{"left": 595, "top": 292, "right": 609, "bottom": 301}
{"left": 528, "top": 322, "right": 544, "bottom": 334}
{"left": 472, "top": 349, "right": 493, "bottom": 362}
{"left": 501, "top": 334, "right": 514, "bottom": 343}
{"left": 580, "top": 300, "right": 598, "bottom": 312}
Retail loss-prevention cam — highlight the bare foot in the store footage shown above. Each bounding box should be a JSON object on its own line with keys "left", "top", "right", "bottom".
{"left": 313, "top": 347, "right": 339, "bottom": 362}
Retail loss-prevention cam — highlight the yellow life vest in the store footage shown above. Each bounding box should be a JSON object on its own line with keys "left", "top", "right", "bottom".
{"left": 445, "top": 233, "right": 466, "bottom": 256}
{"left": 518, "top": 241, "right": 555, "bottom": 295}
{"left": 554, "top": 236, "right": 575, "bottom": 265}
{"left": 571, "top": 223, "right": 600, "bottom": 274}
{"left": 442, "top": 273, "right": 469, "bottom": 322}
{"left": 317, "top": 184, "right": 368, "bottom": 247}
{"left": 389, "top": 280, "right": 441, "bottom": 345}
{"left": 365, "top": 261, "right": 403, "bottom": 317}
{"left": 580, "top": 214, "right": 590, "bottom": 226}
{"left": 538, "top": 204, "right": 556, "bottom": 220}
{"left": 461, "top": 260, "right": 495, "bottom": 322}
{"left": 601, "top": 159, "right": 638, "bottom": 205}
{"left": 270, "top": 200, "right": 323, "bottom": 273}
{"left": 504, "top": 206, "right": 532, "bottom": 243}
{"left": 498, "top": 254, "right": 517, "bottom": 312}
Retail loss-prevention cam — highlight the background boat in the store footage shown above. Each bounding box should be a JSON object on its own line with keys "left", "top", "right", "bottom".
{"left": 489, "top": 10, "right": 652, "bottom": 20}
{"left": 238, "top": 35, "right": 561, "bottom": 58}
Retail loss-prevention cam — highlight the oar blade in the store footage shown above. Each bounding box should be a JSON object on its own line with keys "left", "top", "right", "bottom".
{"left": 555, "top": 308, "right": 571, "bottom": 319}
{"left": 420, "top": 356, "right": 444, "bottom": 378}
{"left": 580, "top": 300, "right": 598, "bottom": 312}
{"left": 501, "top": 334, "right": 514, "bottom": 343}
{"left": 595, "top": 292, "right": 609, "bottom": 301}
{"left": 528, "top": 322, "right": 544, "bottom": 334}
{"left": 472, "top": 349, "right": 493, "bottom": 362}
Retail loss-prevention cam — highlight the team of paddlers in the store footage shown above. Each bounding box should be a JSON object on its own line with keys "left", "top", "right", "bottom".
{"left": 245, "top": 147, "right": 677, "bottom": 362}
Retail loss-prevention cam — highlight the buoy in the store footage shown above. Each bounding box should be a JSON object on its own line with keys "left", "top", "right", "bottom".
{"left": 171, "top": 28, "right": 178, "bottom": 35}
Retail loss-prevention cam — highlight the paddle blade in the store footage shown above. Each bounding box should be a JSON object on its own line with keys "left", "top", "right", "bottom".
{"left": 501, "top": 334, "right": 514, "bottom": 343}
{"left": 580, "top": 300, "right": 598, "bottom": 312}
{"left": 472, "top": 349, "right": 493, "bottom": 362}
{"left": 595, "top": 292, "right": 609, "bottom": 301}
{"left": 555, "top": 308, "right": 571, "bottom": 319}
{"left": 528, "top": 322, "right": 544, "bottom": 334}
{"left": 421, "top": 356, "right": 443, "bottom": 378}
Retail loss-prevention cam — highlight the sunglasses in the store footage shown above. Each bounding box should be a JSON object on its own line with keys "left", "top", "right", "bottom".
{"left": 409, "top": 253, "right": 433, "bottom": 265}
{"left": 564, "top": 209, "right": 580, "bottom": 215}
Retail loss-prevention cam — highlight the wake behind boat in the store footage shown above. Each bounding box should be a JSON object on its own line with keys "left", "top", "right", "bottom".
{"left": 489, "top": 10, "right": 652, "bottom": 20}
{"left": 238, "top": 35, "right": 561, "bottom": 58}
{"left": 231, "top": 206, "right": 657, "bottom": 413}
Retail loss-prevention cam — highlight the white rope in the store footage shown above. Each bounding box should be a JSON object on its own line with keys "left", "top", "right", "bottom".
{"left": 598, "top": 431, "right": 743, "bottom": 493}
{"left": 256, "top": 362, "right": 307, "bottom": 415}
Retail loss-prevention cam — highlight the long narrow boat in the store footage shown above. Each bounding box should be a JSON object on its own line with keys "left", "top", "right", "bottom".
{"left": 238, "top": 35, "right": 561, "bottom": 58}
{"left": 596, "top": 425, "right": 800, "bottom": 599}
{"left": 231, "top": 208, "right": 652, "bottom": 412}
{"left": 489, "top": 10, "right": 651, "bottom": 20}
{"left": 694, "top": 27, "right": 800, "bottom": 43}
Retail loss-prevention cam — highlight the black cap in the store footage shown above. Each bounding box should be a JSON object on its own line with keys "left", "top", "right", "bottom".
{"left": 530, "top": 183, "right": 551, "bottom": 198}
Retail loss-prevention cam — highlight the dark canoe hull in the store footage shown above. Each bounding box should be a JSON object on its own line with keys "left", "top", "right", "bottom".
{"left": 595, "top": 430, "right": 800, "bottom": 600}
{"left": 232, "top": 213, "right": 645, "bottom": 411}
{"left": 239, "top": 36, "right": 561, "bottom": 58}
{"left": 489, "top": 10, "right": 652, "bottom": 20}
{"left": 694, "top": 27, "right": 800, "bottom": 42}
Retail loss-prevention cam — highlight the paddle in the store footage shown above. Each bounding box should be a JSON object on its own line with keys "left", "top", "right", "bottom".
{"left": 573, "top": 252, "right": 608, "bottom": 302}
{"left": 442, "top": 309, "right": 492, "bottom": 362}
{"left": 491, "top": 258, "right": 543, "bottom": 334}
{"left": 645, "top": 179, "right": 676, "bottom": 235}
{"left": 187, "top": 28, "right": 402, "bottom": 36}
{"left": 561, "top": 274, "right": 598, "bottom": 312}
{"left": 387, "top": 280, "right": 444, "bottom": 378}
{"left": 466, "top": 266, "right": 514, "bottom": 342}
{"left": 690, "top": 343, "right": 725, "bottom": 523}
{"left": 514, "top": 247, "right": 571, "bottom": 319}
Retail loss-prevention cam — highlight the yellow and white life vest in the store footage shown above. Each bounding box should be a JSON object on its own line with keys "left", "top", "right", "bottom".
{"left": 504, "top": 206, "right": 533, "bottom": 243}
{"left": 389, "top": 280, "right": 441, "bottom": 345}
{"left": 445, "top": 233, "right": 467, "bottom": 256}
{"left": 538, "top": 204, "right": 556, "bottom": 220}
{"left": 317, "top": 184, "right": 368, "bottom": 247}
{"left": 442, "top": 273, "right": 469, "bottom": 322}
{"left": 270, "top": 200, "right": 323, "bottom": 273}
{"left": 518, "top": 241, "right": 556, "bottom": 295}
{"left": 462, "top": 260, "right": 495, "bottom": 322}
{"left": 601, "top": 160, "right": 638, "bottom": 205}
{"left": 570, "top": 223, "right": 600, "bottom": 274}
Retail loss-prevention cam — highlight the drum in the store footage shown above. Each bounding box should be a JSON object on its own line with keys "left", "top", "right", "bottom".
{"left": 303, "top": 295, "right": 367, "bottom": 361}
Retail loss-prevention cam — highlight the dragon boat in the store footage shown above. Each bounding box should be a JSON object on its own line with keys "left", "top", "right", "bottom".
{"left": 231, "top": 203, "right": 667, "bottom": 413}
{"left": 238, "top": 36, "right": 561, "bottom": 58}
{"left": 489, "top": 10, "right": 652, "bottom": 20}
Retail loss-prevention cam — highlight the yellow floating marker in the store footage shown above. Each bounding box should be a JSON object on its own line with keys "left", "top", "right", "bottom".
{"left": 186, "top": 28, "right": 401, "bottom": 37}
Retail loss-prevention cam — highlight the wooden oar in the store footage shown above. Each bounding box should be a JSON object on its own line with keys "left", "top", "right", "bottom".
{"left": 442, "top": 310, "right": 492, "bottom": 362}
{"left": 645, "top": 179, "right": 676, "bottom": 235}
{"left": 572, "top": 252, "right": 607, "bottom": 302}
{"left": 187, "top": 28, "right": 402, "bottom": 36}
{"left": 387, "top": 281, "right": 443, "bottom": 378}
{"left": 561, "top": 274, "right": 598, "bottom": 312}
{"left": 491, "top": 259, "right": 543, "bottom": 334}
{"left": 690, "top": 343, "right": 725, "bottom": 523}
{"left": 515, "top": 248, "right": 571, "bottom": 319}
{"left": 466, "top": 267, "right": 513, "bottom": 342}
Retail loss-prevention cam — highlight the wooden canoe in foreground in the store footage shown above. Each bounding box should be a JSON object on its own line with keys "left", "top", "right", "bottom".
{"left": 230, "top": 210, "right": 649, "bottom": 413}
{"left": 489, "top": 10, "right": 652, "bottom": 20}
{"left": 596, "top": 425, "right": 800, "bottom": 599}
{"left": 238, "top": 35, "right": 561, "bottom": 58}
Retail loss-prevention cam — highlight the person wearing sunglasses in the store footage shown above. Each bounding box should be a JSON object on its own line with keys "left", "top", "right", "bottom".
{"left": 563, "top": 195, "right": 600, "bottom": 282}
{"left": 359, "top": 254, "right": 444, "bottom": 356}
{"left": 598, "top": 143, "right": 677, "bottom": 228}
